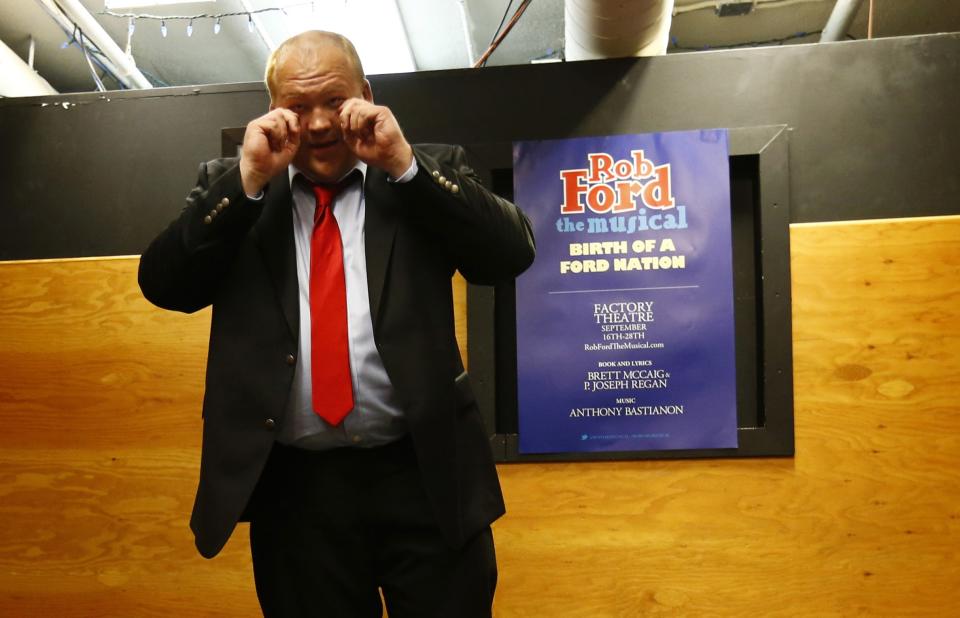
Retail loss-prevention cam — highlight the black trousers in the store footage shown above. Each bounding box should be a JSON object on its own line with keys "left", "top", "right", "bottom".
{"left": 247, "top": 437, "right": 497, "bottom": 618}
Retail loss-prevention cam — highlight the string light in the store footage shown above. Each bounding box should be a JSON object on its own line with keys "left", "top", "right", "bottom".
{"left": 99, "top": 3, "right": 335, "bottom": 41}
{"left": 99, "top": 4, "right": 318, "bottom": 23}
{"left": 127, "top": 16, "right": 135, "bottom": 36}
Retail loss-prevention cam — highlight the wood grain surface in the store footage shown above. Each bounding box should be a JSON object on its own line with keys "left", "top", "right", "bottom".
{"left": 492, "top": 215, "right": 960, "bottom": 617}
{"left": 1, "top": 215, "right": 958, "bottom": 616}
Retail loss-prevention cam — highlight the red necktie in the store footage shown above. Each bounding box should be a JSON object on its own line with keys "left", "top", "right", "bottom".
{"left": 310, "top": 181, "right": 354, "bottom": 425}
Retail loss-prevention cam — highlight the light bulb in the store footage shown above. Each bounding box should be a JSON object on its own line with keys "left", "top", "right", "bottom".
{"left": 247, "top": 14, "right": 254, "bottom": 32}
{"left": 214, "top": 17, "right": 221, "bottom": 34}
{"left": 187, "top": 19, "right": 193, "bottom": 37}
{"left": 161, "top": 20, "right": 167, "bottom": 38}
{"left": 128, "top": 17, "right": 135, "bottom": 36}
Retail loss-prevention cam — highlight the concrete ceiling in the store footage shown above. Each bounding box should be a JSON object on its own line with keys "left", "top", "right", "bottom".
{"left": 2, "top": 0, "right": 959, "bottom": 95}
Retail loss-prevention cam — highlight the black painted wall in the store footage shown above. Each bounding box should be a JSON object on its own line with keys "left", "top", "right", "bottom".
{"left": 1, "top": 33, "right": 958, "bottom": 261}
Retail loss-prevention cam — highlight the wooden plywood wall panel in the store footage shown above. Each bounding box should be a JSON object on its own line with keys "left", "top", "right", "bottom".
{"left": 1, "top": 216, "right": 957, "bottom": 616}
{"left": 0, "top": 257, "right": 467, "bottom": 616}
{"left": 0, "top": 258, "right": 205, "bottom": 450}
{"left": 0, "top": 258, "right": 259, "bottom": 615}
{"left": 491, "top": 215, "right": 960, "bottom": 617}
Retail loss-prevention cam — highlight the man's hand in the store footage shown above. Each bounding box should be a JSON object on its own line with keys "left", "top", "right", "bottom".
{"left": 339, "top": 99, "right": 414, "bottom": 179}
{"left": 239, "top": 108, "right": 301, "bottom": 196}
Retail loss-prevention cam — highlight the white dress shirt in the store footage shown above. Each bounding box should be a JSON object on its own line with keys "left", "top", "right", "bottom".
{"left": 268, "top": 159, "right": 418, "bottom": 449}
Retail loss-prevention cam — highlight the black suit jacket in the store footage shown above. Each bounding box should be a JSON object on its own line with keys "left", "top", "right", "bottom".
{"left": 139, "top": 144, "right": 535, "bottom": 558}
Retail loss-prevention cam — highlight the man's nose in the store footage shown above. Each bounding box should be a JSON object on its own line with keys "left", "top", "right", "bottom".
{"left": 304, "top": 107, "right": 335, "bottom": 132}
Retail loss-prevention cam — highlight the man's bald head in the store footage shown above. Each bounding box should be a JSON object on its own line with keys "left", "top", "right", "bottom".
{"left": 264, "top": 31, "right": 365, "bottom": 102}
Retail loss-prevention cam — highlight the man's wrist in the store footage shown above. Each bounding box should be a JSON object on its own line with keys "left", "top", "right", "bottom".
{"left": 239, "top": 163, "right": 267, "bottom": 197}
{"left": 388, "top": 148, "right": 417, "bottom": 183}
{"left": 385, "top": 145, "right": 415, "bottom": 181}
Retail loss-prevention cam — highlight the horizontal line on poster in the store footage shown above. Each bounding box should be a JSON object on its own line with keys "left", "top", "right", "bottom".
{"left": 547, "top": 285, "right": 700, "bottom": 295}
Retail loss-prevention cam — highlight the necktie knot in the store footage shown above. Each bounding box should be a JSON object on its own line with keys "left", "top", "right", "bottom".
{"left": 308, "top": 170, "right": 361, "bottom": 225}
{"left": 312, "top": 183, "right": 340, "bottom": 224}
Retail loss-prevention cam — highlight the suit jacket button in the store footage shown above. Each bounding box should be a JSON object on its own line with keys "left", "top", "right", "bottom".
{"left": 285, "top": 353, "right": 296, "bottom": 366}
{"left": 264, "top": 418, "right": 276, "bottom": 430}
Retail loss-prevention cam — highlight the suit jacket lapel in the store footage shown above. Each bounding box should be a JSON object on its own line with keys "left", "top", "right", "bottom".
{"left": 363, "top": 167, "right": 400, "bottom": 331}
{"left": 254, "top": 173, "right": 299, "bottom": 340}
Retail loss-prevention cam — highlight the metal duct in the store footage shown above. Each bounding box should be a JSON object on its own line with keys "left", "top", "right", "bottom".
{"left": 820, "top": 0, "right": 866, "bottom": 42}
{"left": 565, "top": 0, "right": 674, "bottom": 61}
{"left": 0, "top": 37, "right": 57, "bottom": 97}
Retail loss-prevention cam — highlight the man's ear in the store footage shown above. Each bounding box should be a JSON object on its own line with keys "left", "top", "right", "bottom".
{"left": 362, "top": 79, "right": 373, "bottom": 103}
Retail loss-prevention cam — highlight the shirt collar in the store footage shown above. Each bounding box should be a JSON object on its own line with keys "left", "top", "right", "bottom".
{"left": 288, "top": 161, "right": 368, "bottom": 189}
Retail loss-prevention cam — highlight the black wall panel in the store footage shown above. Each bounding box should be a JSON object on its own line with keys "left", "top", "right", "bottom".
{"left": 1, "top": 33, "right": 958, "bottom": 261}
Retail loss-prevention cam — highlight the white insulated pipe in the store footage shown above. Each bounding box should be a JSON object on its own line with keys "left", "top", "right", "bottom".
{"left": 34, "top": 0, "right": 125, "bottom": 84}
{"left": 458, "top": 0, "right": 477, "bottom": 66}
{"left": 0, "top": 37, "right": 57, "bottom": 97}
{"left": 820, "top": 0, "right": 865, "bottom": 42}
{"left": 565, "top": 0, "right": 674, "bottom": 61}
{"left": 40, "top": 0, "right": 152, "bottom": 89}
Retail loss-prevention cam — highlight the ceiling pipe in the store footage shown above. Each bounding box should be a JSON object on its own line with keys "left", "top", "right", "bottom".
{"left": 35, "top": 0, "right": 126, "bottom": 84}
{"left": 0, "top": 37, "right": 58, "bottom": 97}
{"left": 820, "top": 0, "right": 865, "bottom": 42}
{"left": 38, "top": 0, "right": 152, "bottom": 89}
{"left": 458, "top": 0, "right": 477, "bottom": 65}
{"left": 565, "top": 0, "right": 675, "bottom": 61}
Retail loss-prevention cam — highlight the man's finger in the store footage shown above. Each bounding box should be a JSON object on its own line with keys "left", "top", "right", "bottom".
{"left": 339, "top": 98, "right": 373, "bottom": 135}
{"left": 278, "top": 108, "right": 301, "bottom": 148}
{"left": 338, "top": 103, "right": 356, "bottom": 136}
{"left": 278, "top": 108, "right": 300, "bottom": 137}
{"left": 352, "top": 106, "right": 369, "bottom": 133}
{"left": 256, "top": 113, "right": 285, "bottom": 150}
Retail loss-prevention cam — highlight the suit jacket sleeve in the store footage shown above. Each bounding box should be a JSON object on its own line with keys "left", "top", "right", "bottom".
{"left": 139, "top": 145, "right": 536, "bottom": 312}
{"left": 395, "top": 144, "right": 536, "bottom": 284}
{"left": 138, "top": 158, "right": 263, "bottom": 313}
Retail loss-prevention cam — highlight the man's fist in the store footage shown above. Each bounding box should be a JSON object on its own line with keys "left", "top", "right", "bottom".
{"left": 239, "top": 108, "right": 301, "bottom": 196}
{"left": 339, "top": 99, "right": 414, "bottom": 180}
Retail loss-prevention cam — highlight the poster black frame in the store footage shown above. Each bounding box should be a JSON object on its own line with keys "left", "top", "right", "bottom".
{"left": 466, "top": 125, "right": 795, "bottom": 462}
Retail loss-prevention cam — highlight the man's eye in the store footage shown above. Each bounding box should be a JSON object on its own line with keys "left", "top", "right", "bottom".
{"left": 289, "top": 104, "right": 305, "bottom": 112}
{"left": 329, "top": 98, "right": 345, "bottom": 108}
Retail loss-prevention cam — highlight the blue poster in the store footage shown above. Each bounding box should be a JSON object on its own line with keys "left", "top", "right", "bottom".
{"left": 514, "top": 130, "right": 738, "bottom": 454}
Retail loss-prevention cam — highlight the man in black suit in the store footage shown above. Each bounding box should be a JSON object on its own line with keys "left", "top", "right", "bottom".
{"left": 139, "top": 30, "right": 534, "bottom": 617}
